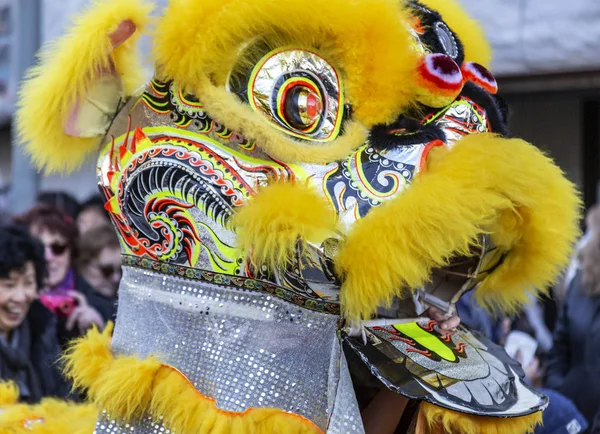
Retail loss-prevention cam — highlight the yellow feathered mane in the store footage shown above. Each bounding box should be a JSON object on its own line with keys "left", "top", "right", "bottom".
{"left": 16, "top": 0, "right": 152, "bottom": 173}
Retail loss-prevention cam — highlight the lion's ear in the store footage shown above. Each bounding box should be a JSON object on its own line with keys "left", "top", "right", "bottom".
{"left": 16, "top": 0, "right": 153, "bottom": 174}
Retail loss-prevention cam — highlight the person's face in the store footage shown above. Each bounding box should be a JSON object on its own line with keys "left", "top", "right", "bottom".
{"left": 78, "top": 208, "right": 109, "bottom": 235}
{"left": 30, "top": 227, "right": 71, "bottom": 288}
{"left": 0, "top": 262, "right": 37, "bottom": 338}
{"left": 82, "top": 246, "right": 121, "bottom": 299}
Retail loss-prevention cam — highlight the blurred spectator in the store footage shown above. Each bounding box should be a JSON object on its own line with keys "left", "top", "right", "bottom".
{"left": 78, "top": 225, "right": 121, "bottom": 301}
{"left": 545, "top": 205, "right": 600, "bottom": 425}
{"left": 457, "top": 291, "right": 586, "bottom": 433}
{"left": 593, "top": 410, "right": 600, "bottom": 434}
{"left": 37, "top": 191, "right": 80, "bottom": 221}
{"left": 535, "top": 389, "right": 587, "bottom": 434}
{"left": 556, "top": 227, "right": 593, "bottom": 306}
{"left": 77, "top": 194, "right": 110, "bottom": 235}
{"left": 14, "top": 205, "right": 114, "bottom": 345}
{"left": 511, "top": 294, "right": 554, "bottom": 355}
{"left": 0, "top": 225, "right": 70, "bottom": 403}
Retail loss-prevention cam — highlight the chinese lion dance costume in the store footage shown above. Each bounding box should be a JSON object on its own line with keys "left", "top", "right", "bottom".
{"left": 1, "top": 0, "right": 581, "bottom": 433}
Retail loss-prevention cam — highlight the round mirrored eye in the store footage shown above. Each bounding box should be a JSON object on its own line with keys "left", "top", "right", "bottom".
{"left": 280, "top": 83, "right": 324, "bottom": 130}
{"left": 237, "top": 48, "right": 344, "bottom": 142}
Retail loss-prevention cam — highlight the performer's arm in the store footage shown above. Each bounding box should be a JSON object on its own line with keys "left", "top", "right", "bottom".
{"left": 361, "top": 388, "right": 409, "bottom": 434}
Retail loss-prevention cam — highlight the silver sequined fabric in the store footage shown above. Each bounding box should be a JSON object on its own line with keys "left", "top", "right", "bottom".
{"left": 326, "top": 352, "right": 365, "bottom": 434}
{"left": 91, "top": 266, "right": 363, "bottom": 433}
{"left": 94, "top": 412, "right": 173, "bottom": 434}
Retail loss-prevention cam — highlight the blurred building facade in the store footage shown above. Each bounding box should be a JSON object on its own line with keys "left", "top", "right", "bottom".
{"left": 2, "top": 0, "right": 600, "bottom": 211}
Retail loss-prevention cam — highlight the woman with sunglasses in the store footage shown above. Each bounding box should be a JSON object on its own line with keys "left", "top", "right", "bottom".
{"left": 78, "top": 225, "right": 121, "bottom": 302}
{"left": 0, "top": 224, "right": 71, "bottom": 402}
{"left": 15, "top": 205, "right": 114, "bottom": 345}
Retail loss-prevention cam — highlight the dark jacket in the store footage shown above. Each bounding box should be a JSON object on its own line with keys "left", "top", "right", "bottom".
{"left": 0, "top": 301, "right": 71, "bottom": 403}
{"left": 545, "top": 270, "right": 600, "bottom": 425}
{"left": 535, "top": 388, "right": 587, "bottom": 434}
{"left": 593, "top": 411, "right": 600, "bottom": 434}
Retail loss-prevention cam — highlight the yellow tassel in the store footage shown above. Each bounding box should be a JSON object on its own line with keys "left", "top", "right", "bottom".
{"left": 336, "top": 134, "right": 581, "bottom": 320}
{"left": 417, "top": 403, "right": 543, "bottom": 434}
{"left": 418, "top": 0, "right": 493, "bottom": 68}
{"left": 231, "top": 182, "right": 338, "bottom": 269}
{"left": 15, "top": 0, "right": 153, "bottom": 173}
{"left": 63, "top": 325, "right": 323, "bottom": 434}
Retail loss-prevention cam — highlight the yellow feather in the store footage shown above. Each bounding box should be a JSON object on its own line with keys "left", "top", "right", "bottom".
{"left": 336, "top": 134, "right": 581, "bottom": 320}
{"left": 418, "top": 403, "right": 542, "bottom": 434}
{"left": 418, "top": 0, "right": 493, "bottom": 67}
{"left": 63, "top": 326, "right": 323, "bottom": 434}
{"left": 154, "top": 0, "right": 419, "bottom": 128}
{"left": 0, "top": 381, "right": 19, "bottom": 406}
{"left": 15, "top": 0, "right": 153, "bottom": 173}
{"left": 0, "top": 397, "right": 96, "bottom": 434}
{"left": 232, "top": 182, "right": 338, "bottom": 269}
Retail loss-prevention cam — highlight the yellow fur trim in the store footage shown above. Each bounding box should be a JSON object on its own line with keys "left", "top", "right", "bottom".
{"left": 0, "top": 381, "right": 19, "bottom": 406}
{"left": 154, "top": 0, "right": 419, "bottom": 129}
{"left": 232, "top": 182, "right": 338, "bottom": 268}
{"left": 15, "top": 0, "right": 152, "bottom": 173}
{"left": 336, "top": 134, "right": 580, "bottom": 320}
{"left": 0, "top": 397, "right": 96, "bottom": 434}
{"left": 418, "top": 0, "right": 493, "bottom": 68}
{"left": 64, "top": 324, "right": 323, "bottom": 434}
{"left": 472, "top": 137, "right": 582, "bottom": 313}
{"left": 417, "top": 403, "right": 542, "bottom": 434}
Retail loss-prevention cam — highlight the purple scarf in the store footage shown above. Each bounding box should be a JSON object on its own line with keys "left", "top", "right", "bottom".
{"left": 48, "top": 269, "right": 76, "bottom": 295}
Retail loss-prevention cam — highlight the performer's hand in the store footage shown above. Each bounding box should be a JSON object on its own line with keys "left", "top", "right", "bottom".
{"left": 426, "top": 307, "right": 460, "bottom": 331}
{"left": 66, "top": 291, "right": 106, "bottom": 333}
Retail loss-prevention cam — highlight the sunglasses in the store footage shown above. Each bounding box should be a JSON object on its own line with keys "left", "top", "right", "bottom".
{"left": 45, "top": 242, "right": 69, "bottom": 256}
{"left": 98, "top": 264, "right": 122, "bottom": 280}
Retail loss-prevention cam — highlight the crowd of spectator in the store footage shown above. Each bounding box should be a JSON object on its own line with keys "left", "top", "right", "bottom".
{"left": 0, "top": 191, "right": 120, "bottom": 403}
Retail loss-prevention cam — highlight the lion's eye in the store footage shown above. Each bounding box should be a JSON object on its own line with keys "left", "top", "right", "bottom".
{"left": 229, "top": 47, "right": 344, "bottom": 142}
{"left": 280, "top": 83, "right": 323, "bottom": 130}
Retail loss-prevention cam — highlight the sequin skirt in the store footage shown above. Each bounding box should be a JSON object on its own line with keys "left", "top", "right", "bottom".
{"left": 93, "top": 266, "right": 364, "bottom": 433}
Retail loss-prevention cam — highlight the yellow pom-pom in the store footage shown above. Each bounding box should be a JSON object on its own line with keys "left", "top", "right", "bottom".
{"left": 232, "top": 182, "right": 338, "bottom": 269}
{"left": 0, "top": 381, "right": 19, "bottom": 406}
